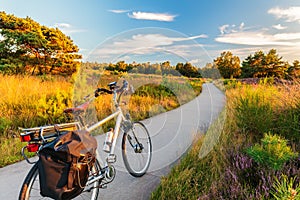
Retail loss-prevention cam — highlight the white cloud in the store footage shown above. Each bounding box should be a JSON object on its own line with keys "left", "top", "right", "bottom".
{"left": 268, "top": 6, "right": 300, "bottom": 23}
{"left": 272, "top": 24, "right": 287, "bottom": 30}
{"left": 108, "top": 9, "right": 130, "bottom": 14}
{"left": 88, "top": 33, "right": 208, "bottom": 63}
{"left": 215, "top": 23, "right": 300, "bottom": 62}
{"left": 114, "top": 34, "right": 205, "bottom": 49}
{"left": 216, "top": 22, "right": 300, "bottom": 47}
{"left": 274, "top": 32, "right": 300, "bottom": 40}
{"left": 53, "top": 23, "right": 86, "bottom": 34}
{"left": 128, "top": 12, "right": 177, "bottom": 22}
{"left": 54, "top": 23, "right": 71, "bottom": 29}
{"left": 239, "top": 22, "right": 245, "bottom": 30}
{"left": 219, "top": 24, "right": 230, "bottom": 35}
{"left": 219, "top": 22, "right": 245, "bottom": 35}
{"left": 216, "top": 29, "right": 300, "bottom": 47}
{"left": 189, "top": 59, "right": 202, "bottom": 65}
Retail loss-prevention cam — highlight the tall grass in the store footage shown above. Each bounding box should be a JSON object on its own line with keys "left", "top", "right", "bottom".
{"left": 152, "top": 81, "right": 300, "bottom": 199}
{"left": 0, "top": 75, "right": 72, "bottom": 166}
{"left": 0, "top": 73, "right": 203, "bottom": 167}
{"left": 0, "top": 75, "right": 72, "bottom": 131}
{"left": 231, "top": 83, "right": 300, "bottom": 148}
{"left": 92, "top": 74, "right": 203, "bottom": 128}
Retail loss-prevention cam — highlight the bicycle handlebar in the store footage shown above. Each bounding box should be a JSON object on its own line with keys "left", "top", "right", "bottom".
{"left": 94, "top": 88, "right": 113, "bottom": 97}
{"left": 63, "top": 80, "right": 130, "bottom": 115}
{"left": 94, "top": 80, "right": 129, "bottom": 97}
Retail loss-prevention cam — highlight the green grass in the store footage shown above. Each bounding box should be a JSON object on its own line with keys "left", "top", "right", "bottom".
{"left": 151, "top": 109, "right": 230, "bottom": 200}
{"left": 151, "top": 81, "right": 300, "bottom": 199}
{"left": 271, "top": 175, "right": 300, "bottom": 200}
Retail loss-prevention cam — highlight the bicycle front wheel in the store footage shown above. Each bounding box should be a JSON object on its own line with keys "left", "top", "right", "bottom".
{"left": 19, "top": 160, "right": 101, "bottom": 200}
{"left": 122, "top": 122, "right": 152, "bottom": 177}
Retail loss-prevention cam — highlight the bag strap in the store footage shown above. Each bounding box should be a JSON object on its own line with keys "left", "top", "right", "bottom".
{"left": 67, "top": 157, "right": 77, "bottom": 189}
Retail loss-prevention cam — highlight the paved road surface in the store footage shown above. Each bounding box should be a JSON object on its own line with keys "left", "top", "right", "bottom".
{"left": 0, "top": 83, "right": 225, "bottom": 199}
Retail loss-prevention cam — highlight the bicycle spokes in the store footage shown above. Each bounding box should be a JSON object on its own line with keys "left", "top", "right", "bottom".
{"left": 127, "top": 133, "right": 144, "bottom": 153}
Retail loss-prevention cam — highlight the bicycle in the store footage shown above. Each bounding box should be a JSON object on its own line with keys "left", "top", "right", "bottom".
{"left": 18, "top": 80, "right": 152, "bottom": 200}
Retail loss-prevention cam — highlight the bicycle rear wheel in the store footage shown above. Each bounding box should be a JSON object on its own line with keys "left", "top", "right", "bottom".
{"left": 122, "top": 122, "right": 152, "bottom": 177}
{"left": 19, "top": 160, "right": 101, "bottom": 200}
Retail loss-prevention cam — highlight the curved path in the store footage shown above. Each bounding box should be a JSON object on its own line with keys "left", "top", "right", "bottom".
{"left": 0, "top": 83, "right": 225, "bottom": 199}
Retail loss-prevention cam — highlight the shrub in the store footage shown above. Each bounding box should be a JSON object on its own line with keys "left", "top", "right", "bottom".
{"left": 37, "top": 90, "right": 71, "bottom": 124}
{"left": 0, "top": 117, "right": 12, "bottom": 137}
{"left": 246, "top": 133, "right": 298, "bottom": 170}
{"left": 200, "top": 148, "right": 300, "bottom": 199}
{"left": 203, "top": 150, "right": 273, "bottom": 199}
{"left": 271, "top": 175, "right": 300, "bottom": 200}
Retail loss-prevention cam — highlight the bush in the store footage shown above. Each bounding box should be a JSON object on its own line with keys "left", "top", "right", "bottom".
{"left": 271, "top": 175, "right": 300, "bottom": 200}
{"left": 0, "top": 117, "right": 12, "bottom": 137}
{"left": 201, "top": 149, "right": 300, "bottom": 200}
{"left": 246, "top": 133, "right": 298, "bottom": 170}
{"left": 37, "top": 90, "right": 71, "bottom": 124}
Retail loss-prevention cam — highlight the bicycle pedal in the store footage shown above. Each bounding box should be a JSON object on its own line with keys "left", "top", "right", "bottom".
{"left": 106, "top": 154, "right": 116, "bottom": 163}
{"left": 100, "top": 184, "right": 107, "bottom": 189}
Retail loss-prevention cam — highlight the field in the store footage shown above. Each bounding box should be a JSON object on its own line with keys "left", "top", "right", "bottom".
{"left": 0, "top": 73, "right": 203, "bottom": 167}
{"left": 151, "top": 80, "right": 300, "bottom": 199}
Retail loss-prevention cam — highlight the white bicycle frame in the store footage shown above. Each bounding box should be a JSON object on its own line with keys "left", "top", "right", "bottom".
{"left": 83, "top": 87, "right": 129, "bottom": 186}
{"left": 80, "top": 105, "right": 125, "bottom": 187}
{"left": 87, "top": 105, "right": 125, "bottom": 157}
{"left": 20, "top": 82, "right": 131, "bottom": 188}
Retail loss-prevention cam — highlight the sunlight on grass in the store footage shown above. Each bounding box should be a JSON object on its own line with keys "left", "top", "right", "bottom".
{"left": 0, "top": 73, "right": 203, "bottom": 167}
{"left": 152, "top": 81, "right": 300, "bottom": 199}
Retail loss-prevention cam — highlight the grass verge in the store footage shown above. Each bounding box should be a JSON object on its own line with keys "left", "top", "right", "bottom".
{"left": 151, "top": 81, "right": 300, "bottom": 199}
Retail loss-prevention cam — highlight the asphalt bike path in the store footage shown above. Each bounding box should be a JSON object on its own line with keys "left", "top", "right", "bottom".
{"left": 0, "top": 83, "right": 225, "bottom": 199}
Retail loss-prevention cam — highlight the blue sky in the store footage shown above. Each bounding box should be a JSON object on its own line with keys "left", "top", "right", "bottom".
{"left": 2, "top": 0, "right": 300, "bottom": 67}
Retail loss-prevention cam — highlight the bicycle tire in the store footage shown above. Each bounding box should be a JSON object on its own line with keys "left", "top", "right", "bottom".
{"left": 18, "top": 159, "right": 101, "bottom": 200}
{"left": 122, "top": 121, "right": 152, "bottom": 177}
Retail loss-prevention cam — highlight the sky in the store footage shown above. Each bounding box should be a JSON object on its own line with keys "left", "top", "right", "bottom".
{"left": 2, "top": 0, "right": 300, "bottom": 67}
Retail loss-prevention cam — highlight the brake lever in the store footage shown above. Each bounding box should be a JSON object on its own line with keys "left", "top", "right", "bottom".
{"left": 84, "top": 94, "right": 91, "bottom": 100}
{"left": 130, "top": 85, "right": 135, "bottom": 94}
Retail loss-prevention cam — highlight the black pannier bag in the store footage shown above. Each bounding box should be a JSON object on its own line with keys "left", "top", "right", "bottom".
{"left": 38, "top": 130, "right": 97, "bottom": 200}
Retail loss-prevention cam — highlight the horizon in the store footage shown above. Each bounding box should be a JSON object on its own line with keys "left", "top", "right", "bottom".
{"left": 2, "top": 1, "right": 300, "bottom": 67}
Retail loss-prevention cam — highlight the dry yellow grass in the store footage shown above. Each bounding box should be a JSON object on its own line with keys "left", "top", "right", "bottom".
{"left": 0, "top": 75, "right": 72, "bottom": 167}
{"left": 0, "top": 75, "right": 72, "bottom": 129}
{"left": 0, "top": 74, "right": 203, "bottom": 167}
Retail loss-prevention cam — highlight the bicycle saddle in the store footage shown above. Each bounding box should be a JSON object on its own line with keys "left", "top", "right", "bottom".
{"left": 63, "top": 101, "right": 90, "bottom": 114}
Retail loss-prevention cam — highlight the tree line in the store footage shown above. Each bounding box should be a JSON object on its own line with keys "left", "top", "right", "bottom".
{"left": 212, "top": 49, "right": 300, "bottom": 79}
{"left": 104, "top": 48, "right": 300, "bottom": 80}
{"left": 104, "top": 60, "right": 201, "bottom": 78}
{"left": 0, "top": 12, "right": 81, "bottom": 75}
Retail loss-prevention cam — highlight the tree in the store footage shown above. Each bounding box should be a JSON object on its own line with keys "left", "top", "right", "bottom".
{"left": 259, "top": 49, "right": 288, "bottom": 78}
{"left": 288, "top": 60, "right": 300, "bottom": 79}
{"left": 0, "top": 11, "right": 81, "bottom": 75}
{"left": 116, "top": 61, "right": 128, "bottom": 72}
{"left": 241, "top": 49, "right": 288, "bottom": 78}
{"left": 176, "top": 62, "right": 201, "bottom": 78}
{"left": 214, "top": 51, "right": 241, "bottom": 79}
{"left": 151, "top": 63, "right": 162, "bottom": 75}
{"left": 241, "top": 52, "right": 263, "bottom": 78}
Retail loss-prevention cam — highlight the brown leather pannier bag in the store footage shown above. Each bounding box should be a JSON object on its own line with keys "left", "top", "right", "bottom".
{"left": 38, "top": 130, "right": 97, "bottom": 200}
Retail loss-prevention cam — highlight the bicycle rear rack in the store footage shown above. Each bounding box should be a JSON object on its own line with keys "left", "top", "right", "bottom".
{"left": 19, "top": 122, "right": 82, "bottom": 164}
